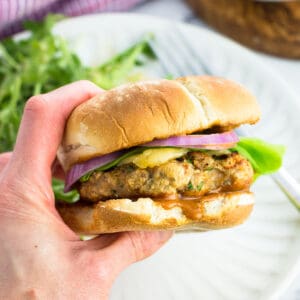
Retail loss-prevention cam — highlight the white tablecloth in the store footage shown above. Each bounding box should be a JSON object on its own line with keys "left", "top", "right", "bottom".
{"left": 131, "top": 1, "right": 300, "bottom": 299}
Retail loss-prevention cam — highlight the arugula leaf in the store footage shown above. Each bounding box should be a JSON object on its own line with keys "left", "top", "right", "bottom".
{"left": 52, "top": 178, "right": 79, "bottom": 203}
{"left": 0, "top": 14, "right": 155, "bottom": 153}
{"left": 86, "top": 34, "right": 155, "bottom": 89}
{"left": 232, "top": 137, "right": 285, "bottom": 177}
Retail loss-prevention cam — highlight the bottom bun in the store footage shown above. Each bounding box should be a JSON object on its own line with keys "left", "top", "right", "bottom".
{"left": 56, "top": 191, "right": 254, "bottom": 234}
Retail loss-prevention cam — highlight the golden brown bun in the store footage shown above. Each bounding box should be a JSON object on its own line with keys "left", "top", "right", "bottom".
{"left": 58, "top": 76, "right": 260, "bottom": 171}
{"left": 56, "top": 191, "right": 254, "bottom": 234}
{"left": 186, "top": 0, "right": 300, "bottom": 59}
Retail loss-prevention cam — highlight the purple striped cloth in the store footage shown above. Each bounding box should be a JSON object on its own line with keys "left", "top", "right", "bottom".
{"left": 0, "top": 0, "right": 145, "bottom": 39}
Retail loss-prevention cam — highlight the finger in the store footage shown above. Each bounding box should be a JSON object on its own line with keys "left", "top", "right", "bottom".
{"left": 10, "top": 81, "right": 102, "bottom": 181}
{"left": 0, "top": 152, "right": 12, "bottom": 173}
{"left": 85, "top": 233, "right": 123, "bottom": 251}
{"left": 90, "top": 231, "right": 173, "bottom": 277}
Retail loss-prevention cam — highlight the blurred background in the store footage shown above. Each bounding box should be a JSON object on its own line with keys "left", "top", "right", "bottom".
{"left": 130, "top": 4, "right": 300, "bottom": 299}
{"left": 1, "top": 0, "right": 298, "bottom": 91}
{"left": 132, "top": 0, "right": 300, "bottom": 94}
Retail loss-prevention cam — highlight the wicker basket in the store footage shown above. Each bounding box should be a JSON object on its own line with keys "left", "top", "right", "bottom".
{"left": 186, "top": 0, "right": 300, "bottom": 59}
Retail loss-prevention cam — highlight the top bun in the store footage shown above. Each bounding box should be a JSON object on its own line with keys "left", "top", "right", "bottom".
{"left": 58, "top": 76, "right": 260, "bottom": 171}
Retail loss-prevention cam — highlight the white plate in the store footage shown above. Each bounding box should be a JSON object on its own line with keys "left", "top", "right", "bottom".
{"left": 53, "top": 14, "right": 300, "bottom": 300}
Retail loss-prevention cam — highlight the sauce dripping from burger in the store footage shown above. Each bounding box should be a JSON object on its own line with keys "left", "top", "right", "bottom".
{"left": 152, "top": 191, "right": 251, "bottom": 221}
{"left": 152, "top": 193, "right": 216, "bottom": 220}
{"left": 155, "top": 198, "right": 204, "bottom": 220}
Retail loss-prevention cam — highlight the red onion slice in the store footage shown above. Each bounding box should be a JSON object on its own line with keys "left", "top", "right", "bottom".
{"left": 64, "top": 150, "right": 125, "bottom": 192}
{"left": 142, "top": 131, "right": 239, "bottom": 147}
{"left": 64, "top": 131, "right": 238, "bottom": 192}
{"left": 187, "top": 143, "right": 237, "bottom": 150}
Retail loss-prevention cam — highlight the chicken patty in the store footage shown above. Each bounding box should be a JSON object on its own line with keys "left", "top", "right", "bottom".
{"left": 79, "top": 151, "right": 254, "bottom": 202}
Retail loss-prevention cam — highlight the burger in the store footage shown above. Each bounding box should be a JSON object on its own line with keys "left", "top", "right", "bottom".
{"left": 56, "top": 76, "right": 284, "bottom": 234}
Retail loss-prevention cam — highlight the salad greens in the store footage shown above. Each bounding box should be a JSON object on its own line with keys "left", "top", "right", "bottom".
{"left": 0, "top": 15, "right": 155, "bottom": 202}
{"left": 0, "top": 14, "right": 155, "bottom": 153}
{"left": 88, "top": 34, "right": 155, "bottom": 89}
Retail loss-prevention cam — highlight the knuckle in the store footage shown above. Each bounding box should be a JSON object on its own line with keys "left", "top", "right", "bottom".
{"left": 24, "top": 95, "right": 48, "bottom": 115}
{"left": 80, "top": 251, "right": 111, "bottom": 283}
{"left": 0, "top": 152, "right": 11, "bottom": 165}
{"left": 94, "top": 259, "right": 111, "bottom": 282}
{"left": 0, "top": 173, "right": 25, "bottom": 198}
{"left": 77, "top": 79, "right": 97, "bottom": 89}
{"left": 75, "top": 80, "right": 101, "bottom": 96}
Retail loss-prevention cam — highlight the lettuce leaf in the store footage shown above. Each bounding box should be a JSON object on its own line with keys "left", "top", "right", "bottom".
{"left": 231, "top": 137, "right": 285, "bottom": 178}
{"left": 52, "top": 178, "right": 79, "bottom": 203}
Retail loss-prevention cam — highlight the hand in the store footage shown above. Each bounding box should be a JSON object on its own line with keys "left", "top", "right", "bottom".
{"left": 0, "top": 81, "right": 172, "bottom": 299}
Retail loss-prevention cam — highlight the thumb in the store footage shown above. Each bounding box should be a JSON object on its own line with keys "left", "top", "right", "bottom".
{"left": 89, "top": 231, "right": 173, "bottom": 278}
{"left": 9, "top": 80, "right": 102, "bottom": 183}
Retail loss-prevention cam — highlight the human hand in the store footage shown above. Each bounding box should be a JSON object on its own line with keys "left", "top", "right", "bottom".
{"left": 0, "top": 81, "right": 173, "bottom": 299}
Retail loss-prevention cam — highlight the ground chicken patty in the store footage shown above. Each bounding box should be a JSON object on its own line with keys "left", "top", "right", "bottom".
{"left": 79, "top": 152, "right": 254, "bottom": 202}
